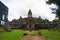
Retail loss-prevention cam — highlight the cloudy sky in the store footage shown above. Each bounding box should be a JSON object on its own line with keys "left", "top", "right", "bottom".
{"left": 0, "top": 0, "right": 57, "bottom": 21}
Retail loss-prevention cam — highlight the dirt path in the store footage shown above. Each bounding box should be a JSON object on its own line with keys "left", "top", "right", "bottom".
{"left": 20, "top": 35, "right": 45, "bottom": 40}
{"left": 32, "top": 36, "right": 44, "bottom": 40}
{"left": 16, "top": 30, "right": 48, "bottom": 40}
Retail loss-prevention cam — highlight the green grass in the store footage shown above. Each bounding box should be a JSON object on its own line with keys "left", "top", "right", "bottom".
{"left": 0, "top": 29, "right": 60, "bottom": 40}
{"left": 0, "top": 29, "right": 24, "bottom": 40}
{"left": 37, "top": 30, "right": 60, "bottom": 40}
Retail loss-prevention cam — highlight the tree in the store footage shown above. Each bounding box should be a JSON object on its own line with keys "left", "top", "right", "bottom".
{"left": 46, "top": 0, "right": 60, "bottom": 19}
{"left": 47, "top": 0, "right": 60, "bottom": 26}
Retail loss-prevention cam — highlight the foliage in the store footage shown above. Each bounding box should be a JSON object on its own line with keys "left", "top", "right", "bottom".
{"left": 37, "top": 30, "right": 42, "bottom": 36}
{"left": 47, "top": 0, "right": 60, "bottom": 19}
{"left": 23, "top": 33, "right": 28, "bottom": 36}
{"left": 47, "top": 0, "right": 60, "bottom": 7}
{"left": 56, "top": 9, "right": 60, "bottom": 19}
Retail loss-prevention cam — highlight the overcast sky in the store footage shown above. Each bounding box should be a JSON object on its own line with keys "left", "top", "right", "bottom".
{"left": 0, "top": 0, "right": 57, "bottom": 21}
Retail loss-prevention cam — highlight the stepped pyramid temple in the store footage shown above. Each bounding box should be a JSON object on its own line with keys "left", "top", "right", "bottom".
{"left": 0, "top": 1, "right": 58, "bottom": 30}
{"left": 9, "top": 9, "right": 58, "bottom": 30}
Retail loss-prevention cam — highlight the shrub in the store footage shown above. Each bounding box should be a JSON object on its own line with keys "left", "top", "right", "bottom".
{"left": 23, "top": 33, "right": 28, "bottom": 36}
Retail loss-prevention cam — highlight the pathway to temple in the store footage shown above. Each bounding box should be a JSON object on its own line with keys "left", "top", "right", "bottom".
{"left": 16, "top": 30, "right": 48, "bottom": 40}
{"left": 20, "top": 35, "right": 45, "bottom": 40}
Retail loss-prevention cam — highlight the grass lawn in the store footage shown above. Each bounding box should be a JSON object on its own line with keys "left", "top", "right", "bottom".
{"left": 0, "top": 29, "right": 60, "bottom": 40}
{"left": 37, "top": 29, "right": 60, "bottom": 40}
{"left": 0, "top": 29, "right": 24, "bottom": 40}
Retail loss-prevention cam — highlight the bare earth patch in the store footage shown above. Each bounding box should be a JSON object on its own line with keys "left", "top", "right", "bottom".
{"left": 17, "top": 35, "right": 45, "bottom": 40}
{"left": 16, "top": 30, "right": 47, "bottom": 40}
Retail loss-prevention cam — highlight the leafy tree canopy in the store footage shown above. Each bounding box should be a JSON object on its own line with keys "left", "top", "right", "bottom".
{"left": 47, "top": 0, "right": 60, "bottom": 19}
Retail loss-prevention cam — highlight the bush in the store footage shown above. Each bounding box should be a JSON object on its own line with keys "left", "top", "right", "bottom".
{"left": 23, "top": 33, "right": 28, "bottom": 36}
{"left": 38, "top": 31, "right": 42, "bottom": 36}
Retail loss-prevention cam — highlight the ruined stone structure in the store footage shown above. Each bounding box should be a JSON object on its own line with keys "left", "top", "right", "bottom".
{"left": 9, "top": 9, "right": 58, "bottom": 30}
{"left": 0, "top": 1, "right": 8, "bottom": 29}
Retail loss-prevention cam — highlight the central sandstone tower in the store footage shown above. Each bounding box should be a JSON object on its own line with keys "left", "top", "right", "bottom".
{"left": 27, "top": 9, "right": 34, "bottom": 30}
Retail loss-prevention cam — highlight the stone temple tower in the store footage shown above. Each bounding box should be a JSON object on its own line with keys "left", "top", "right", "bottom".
{"left": 27, "top": 9, "right": 34, "bottom": 30}
{"left": 28, "top": 9, "right": 32, "bottom": 18}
